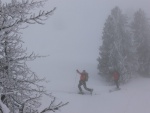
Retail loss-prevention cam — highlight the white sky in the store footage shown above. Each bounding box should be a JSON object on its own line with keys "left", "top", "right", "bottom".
{"left": 19, "top": 0, "right": 150, "bottom": 83}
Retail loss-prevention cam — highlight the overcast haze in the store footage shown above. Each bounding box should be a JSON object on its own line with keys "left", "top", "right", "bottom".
{"left": 19, "top": 0, "right": 150, "bottom": 88}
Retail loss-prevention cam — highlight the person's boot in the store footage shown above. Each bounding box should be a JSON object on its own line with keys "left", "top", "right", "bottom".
{"left": 115, "top": 87, "right": 120, "bottom": 90}
{"left": 78, "top": 91, "right": 84, "bottom": 94}
{"left": 90, "top": 89, "right": 93, "bottom": 94}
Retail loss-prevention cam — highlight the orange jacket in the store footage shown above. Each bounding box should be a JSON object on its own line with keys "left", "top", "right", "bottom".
{"left": 113, "top": 71, "right": 119, "bottom": 80}
{"left": 77, "top": 70, "right": 86, "bottom": 81}
{"left": 80, "top": 73, "right": 86, "bottom": 81}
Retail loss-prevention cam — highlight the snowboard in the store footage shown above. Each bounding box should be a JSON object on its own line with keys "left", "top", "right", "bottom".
{"left": 109, "top": 88, "right": 121, "bottom": 93}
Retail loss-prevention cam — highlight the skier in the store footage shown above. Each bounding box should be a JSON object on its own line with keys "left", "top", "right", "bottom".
{"left": 112, "top": 70, "right": 120, "bottom": 89}
{"left": 76, "top": 69, "right": 93, "bottom": 94}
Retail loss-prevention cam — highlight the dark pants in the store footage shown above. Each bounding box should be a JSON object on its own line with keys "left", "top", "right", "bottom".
{"left": 78, "top": 80, "right": 92, "bottom": 92}
{"left": 114, "top": 80, "right": 119, "bottom": 89}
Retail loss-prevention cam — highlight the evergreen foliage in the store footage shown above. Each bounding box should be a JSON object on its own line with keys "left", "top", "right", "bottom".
{"left": 131, "top": 9, "right": 150, "bottom": 76}
{"left": 98, "top": 7, "right": 150, "bottom": 83}
{"left": 98, "top": 7, "right": 135, "bottom": 83}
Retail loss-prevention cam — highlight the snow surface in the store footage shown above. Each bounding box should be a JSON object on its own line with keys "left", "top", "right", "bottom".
{"left": 40, "top": 75, "right": 150, "bottom": 113}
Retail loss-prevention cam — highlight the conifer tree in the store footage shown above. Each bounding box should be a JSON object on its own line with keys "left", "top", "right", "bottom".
{"left": 131, "top": 9, "right": 150, "bottom": 76}
{"left": 98, "top": 7, "right": 134, "bottom": 83}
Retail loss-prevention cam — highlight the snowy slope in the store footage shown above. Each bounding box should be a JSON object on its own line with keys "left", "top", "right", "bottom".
{"left": 40, "top": 75, "right": 150, "bottom": 113}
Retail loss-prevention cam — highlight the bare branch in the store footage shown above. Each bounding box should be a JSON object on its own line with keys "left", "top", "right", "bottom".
{"left": 40, "top": 97, "right": 69, "bottom": 113}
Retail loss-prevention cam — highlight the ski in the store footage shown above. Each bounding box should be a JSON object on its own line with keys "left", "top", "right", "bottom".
{"left": 52, "top": 90, "right": 101, "bottom": 95}
{"left": 77, "top": 93, "right": 100, "bottom": 95}
{"left": 109, "top": 88, "right": 121, "bottom": 93}
{"left": 67, "top": 91, "right": 100, "bottom": 95}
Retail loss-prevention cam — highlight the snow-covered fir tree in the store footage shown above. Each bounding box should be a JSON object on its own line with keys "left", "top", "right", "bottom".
{"left": 97, "top": 7, "right": 135, "bottom": 83}
{"left": 131, "top": 9, "right": 150, "bottom": 76}
{"left": 0, "top": 0, "right": 68, "bottom": 113}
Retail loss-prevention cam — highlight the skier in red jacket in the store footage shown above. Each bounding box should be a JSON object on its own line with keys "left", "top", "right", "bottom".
{"left": 76, "top": 69, "right": 93, "bottom": 94}
{"left": 112, "top": 70, "right": 120, "bottom": 89}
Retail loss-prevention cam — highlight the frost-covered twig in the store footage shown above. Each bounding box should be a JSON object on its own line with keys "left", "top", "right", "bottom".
{"left": 40, "top": 97, "right": 69, "bottom": 113}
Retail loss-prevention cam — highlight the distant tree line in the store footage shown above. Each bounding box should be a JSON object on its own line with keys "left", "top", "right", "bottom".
{"left": 97, "top": 6, "right": 150, "bottom": 83}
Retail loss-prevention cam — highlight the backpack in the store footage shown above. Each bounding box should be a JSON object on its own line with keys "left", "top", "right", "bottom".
{"left": 79, "top": 71, "right": 89, "bottom": 81}
{"left": 84, "top": 73, "right": 89, "bottom": 81}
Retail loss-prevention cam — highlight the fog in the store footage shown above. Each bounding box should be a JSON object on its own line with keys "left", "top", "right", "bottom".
{"left": 19, "top": 0, "right": 150, "bottom": 87}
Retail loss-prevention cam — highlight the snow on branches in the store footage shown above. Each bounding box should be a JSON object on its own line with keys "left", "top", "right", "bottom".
{"left": 0, "top": 0, "right": 67, "bottom": 113}
{"left": 0, "top": 0, "right": 56, "bottom": 38}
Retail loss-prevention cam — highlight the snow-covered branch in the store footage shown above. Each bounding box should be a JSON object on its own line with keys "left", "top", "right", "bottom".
{"left": 0, "top": 0, "right": 68, "bottom": 113}
{"left": 40, "top": 97, "right": 69, "bottom": 113}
